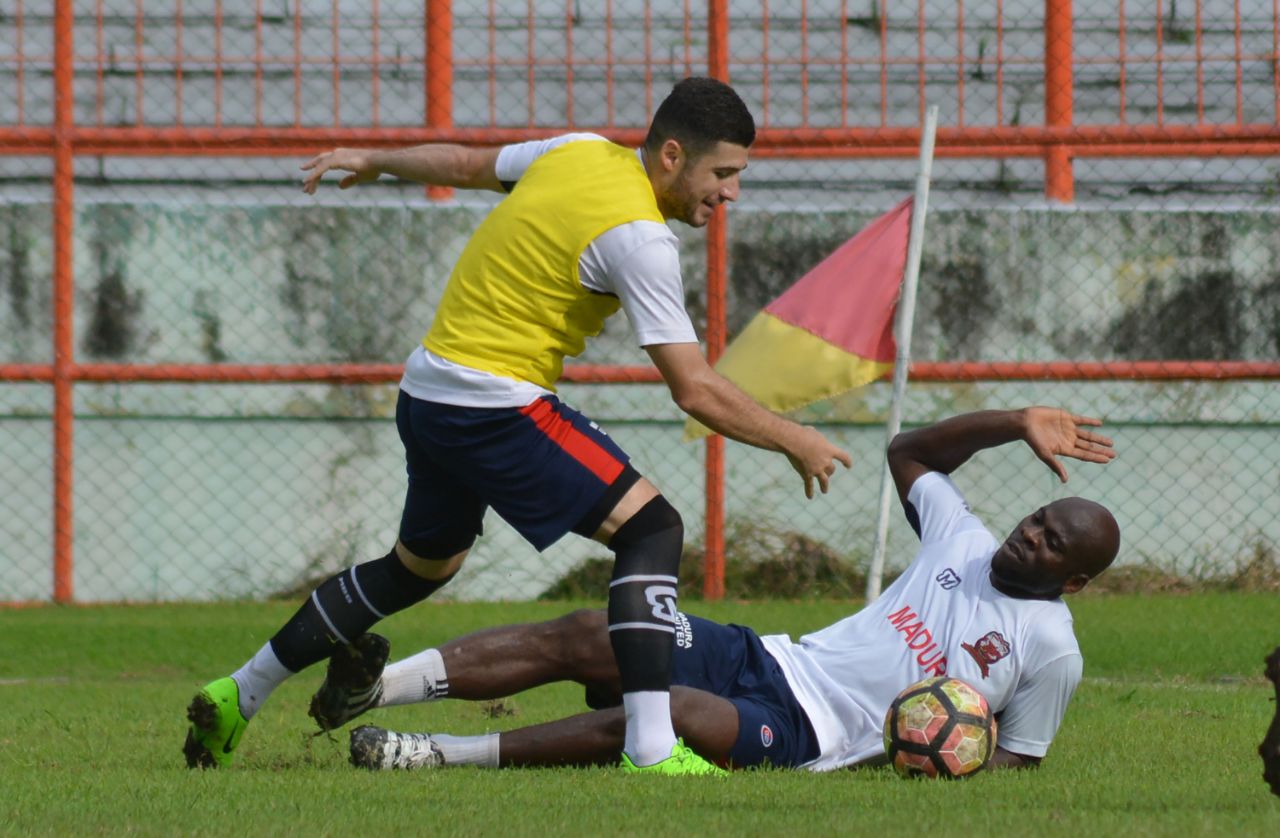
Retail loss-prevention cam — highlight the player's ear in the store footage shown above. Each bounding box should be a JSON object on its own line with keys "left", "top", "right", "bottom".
{"left": 660, "top": 138, "right": 685, "bottom": 172}
{"left": 1061, "top": 573, "right": 1090, "bottom": 595}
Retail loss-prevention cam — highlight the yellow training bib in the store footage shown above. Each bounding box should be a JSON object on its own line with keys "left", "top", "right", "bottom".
{"left": 424, "top": 140, "right": 665, "bottom": 390}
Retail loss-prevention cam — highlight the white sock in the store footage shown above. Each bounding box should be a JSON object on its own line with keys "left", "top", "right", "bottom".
{"left": 379, "top": 647, "right": 449, "bottom": 707}
{"left": 230, "top": 643, "right": 293, "bottom": 719}
{"left": 622, "top": 691, "right": 677, "bottom": 766}
{"left": 433, "top": 732, "right": 500, "bottom": 767}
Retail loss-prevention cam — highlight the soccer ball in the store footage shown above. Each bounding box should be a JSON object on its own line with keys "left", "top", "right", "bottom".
{"left": 883, "top": 676, "right": 997, "bottom": 779}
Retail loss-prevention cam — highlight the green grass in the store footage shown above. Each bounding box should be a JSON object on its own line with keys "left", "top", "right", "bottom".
{"left": 2, "top": 595, "right": 1277, "bottom": 835}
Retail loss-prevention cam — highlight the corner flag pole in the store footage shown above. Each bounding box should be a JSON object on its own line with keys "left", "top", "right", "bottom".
{"left": 865, "top": 105, "right": 938, "bottom": 602}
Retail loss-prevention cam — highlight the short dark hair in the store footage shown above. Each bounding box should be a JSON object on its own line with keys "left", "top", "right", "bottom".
{"left": 643, "top": 77, "right": 756, "bottom": 159}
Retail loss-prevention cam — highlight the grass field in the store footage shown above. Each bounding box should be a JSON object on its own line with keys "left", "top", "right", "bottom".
{"left": 2, "top": 594, "right": 1277, "bottom": 835}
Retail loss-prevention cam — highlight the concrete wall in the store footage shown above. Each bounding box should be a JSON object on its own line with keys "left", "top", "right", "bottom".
{"left": 1, "top": 193, "right": 1278, "bottom": 601}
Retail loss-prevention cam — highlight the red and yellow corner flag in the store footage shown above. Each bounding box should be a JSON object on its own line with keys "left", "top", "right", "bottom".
{"left": 686, "top": 197, "right": 914, "bottom": 439}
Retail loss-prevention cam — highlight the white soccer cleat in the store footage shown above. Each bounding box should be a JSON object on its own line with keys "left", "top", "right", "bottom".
{"left": 349, "top": 725, "right": 445, "bottom": 770}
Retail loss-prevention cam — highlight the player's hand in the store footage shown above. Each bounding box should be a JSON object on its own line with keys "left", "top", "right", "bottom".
{"left": 300, "top": 148, "right": 380, "bottom": 194}
{"left": 785, "top": 426, "right": 853, "bottom": 499}
{"left": 1022, "top": 406, "right": 1116, "bottom": 483}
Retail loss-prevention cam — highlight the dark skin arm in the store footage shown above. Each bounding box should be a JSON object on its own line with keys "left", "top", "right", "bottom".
{"left": 887, "top": 406, "right": 1116, "bottom": 508}
{"left": 854, "top": 746, "right": 1039, "bottom": 771}
{"left": 989, "top": 747, "right": 1041, "bottom": 769}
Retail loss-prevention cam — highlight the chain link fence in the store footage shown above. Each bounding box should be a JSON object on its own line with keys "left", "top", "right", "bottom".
{"left": 2, "top": 1, "right": 1279, "bottom": 602}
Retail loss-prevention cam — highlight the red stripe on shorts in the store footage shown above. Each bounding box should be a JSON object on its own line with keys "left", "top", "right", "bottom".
{"left": 519, "top": 399, "right": 624, "bottom": 484}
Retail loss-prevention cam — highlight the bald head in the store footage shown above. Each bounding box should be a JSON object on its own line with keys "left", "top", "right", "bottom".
{"left": 990, "top": 497, "right": 1121, "bottom": 599}
{"left": 1048, "top": 497, "right": 1121, "bottom": 581}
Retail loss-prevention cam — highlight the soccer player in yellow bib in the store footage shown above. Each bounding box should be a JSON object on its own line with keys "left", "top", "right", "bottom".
{"left": 183, "top": 78, "right": 851, "bottom": 775}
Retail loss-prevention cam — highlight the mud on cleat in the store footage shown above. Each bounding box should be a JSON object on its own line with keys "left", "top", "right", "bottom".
{"left": 349, "top": 725, "right": 446, "bottom": 771}
{"left": 183, "top": 676, "right": 249, "bottom": 769}
{"left": 309, "top": 633, "right": 391, "bottom": 731}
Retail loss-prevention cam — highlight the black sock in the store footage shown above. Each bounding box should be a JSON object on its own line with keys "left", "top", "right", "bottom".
{"left": 269, "top": 549, "right": 452, "bottom": 672}
{"left": 606, "top": 497, "right": 684, "bottom": 694}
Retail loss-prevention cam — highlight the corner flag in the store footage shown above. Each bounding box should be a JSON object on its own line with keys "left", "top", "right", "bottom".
{"left": 685, "top": 197, "right": 914, "bottom": 439}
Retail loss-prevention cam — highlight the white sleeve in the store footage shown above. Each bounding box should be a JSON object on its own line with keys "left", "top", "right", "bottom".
{"left": 581, "top": 222, "right": 698, "bottom": 347}
{"left": 494, "top": 133, "right": 607, "bottom": 186}
{"left": 994, "top": 652, "right": 1082, "bottom": 759}
{"left": 605, "top": 237, "right": 698, "bottom": 347}
{"left": 904, "top": 472, "right": 988, "bottom": 545}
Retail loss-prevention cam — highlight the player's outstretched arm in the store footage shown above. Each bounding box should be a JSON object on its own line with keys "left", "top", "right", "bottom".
{"left": 300, "top": 144, "right": 505, "bottom": 194}
{"left": 646, "top": 342, "right": 852, "bottom": 499}
{"left": 887, "top": 407, "right": 1116, "bottom": 506}
{"left": 1260, "top": 645, "right": 1280, "bottom": 796}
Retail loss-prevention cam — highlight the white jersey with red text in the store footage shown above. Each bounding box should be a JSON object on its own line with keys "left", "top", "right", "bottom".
{"left": 761, "top": 471, "right": 1082, "bottom": 771}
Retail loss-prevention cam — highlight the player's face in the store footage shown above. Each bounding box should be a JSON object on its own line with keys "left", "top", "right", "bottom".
{"left": 990, "top": 502, "right": 1087, "bottom": 599}
{"left": 663, "top": 141, "right": 748, "bottom": 227}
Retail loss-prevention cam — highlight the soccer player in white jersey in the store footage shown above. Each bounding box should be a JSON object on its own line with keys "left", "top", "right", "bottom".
{"left": 182, "top": 78, "right": 852, "bottom": 774}
{"left": 307, "top": 406, "right": 1122, "bottom": 772}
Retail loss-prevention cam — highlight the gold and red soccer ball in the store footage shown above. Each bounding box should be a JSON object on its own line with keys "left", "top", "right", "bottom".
{"left": 883, "top": 676, "right": 997, "bottom": 779}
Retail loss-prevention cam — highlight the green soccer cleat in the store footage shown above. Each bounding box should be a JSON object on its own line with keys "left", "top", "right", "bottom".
{"left": 620, "top": 738, "right": 728, "bottom": 776}
{"left": 183, "top": 677, "right": 249, "bottom": 769}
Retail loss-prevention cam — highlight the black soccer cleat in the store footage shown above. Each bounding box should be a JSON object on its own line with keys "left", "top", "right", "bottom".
{"left": 308, "top": 633, "right": 391, "bottom": 731}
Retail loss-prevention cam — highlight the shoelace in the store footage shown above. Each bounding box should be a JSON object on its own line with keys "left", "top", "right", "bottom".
{"left": 389, "top": 732, "right": 443, "bottom": 769}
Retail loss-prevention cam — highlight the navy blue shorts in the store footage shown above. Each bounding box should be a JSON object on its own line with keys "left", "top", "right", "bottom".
{"left": 671, "top": 613, "right": 820, "bottom": 769}
{"left": 394, "top": 390, "right": 640, "bottom": 554}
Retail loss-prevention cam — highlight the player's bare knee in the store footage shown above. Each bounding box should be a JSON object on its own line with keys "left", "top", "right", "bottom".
{"left": 545, "top": 609, "right": 611, "bottom": 674}
{"left": 592, "top": 478, "right": 661, "bottom": 543}
{"left": 395, "top": 539, "right": 468, "bottom": 580}
{"left": 561, "top": 608, "right": 607, "bottom": 635}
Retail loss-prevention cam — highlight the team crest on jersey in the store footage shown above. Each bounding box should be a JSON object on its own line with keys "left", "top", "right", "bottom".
{"left": 961, "top": 630, "right": 1011, "bottom": 679}
{"left": 760, "top": 725, "right": 774, "bottom": 748}
{"left": 935, "top": 568, "right": 961, "bottom": 590}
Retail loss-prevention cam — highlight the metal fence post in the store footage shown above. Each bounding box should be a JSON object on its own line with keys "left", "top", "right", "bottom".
{"left": 52, "top": 0, "right": 76, "bottom": 603}
{"left": 426, "top": 0, "right": 453, "bottom": 201}
{"left": 702, "top": 0, "right": 730, "bottom": 600}
{"left": 1045, "top": 0, "right": 1075, "bottom": 202}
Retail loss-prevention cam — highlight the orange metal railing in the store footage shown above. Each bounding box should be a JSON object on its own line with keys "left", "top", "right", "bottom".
{"left": 4, "top": 0, "right": 1280, "bottom": 602}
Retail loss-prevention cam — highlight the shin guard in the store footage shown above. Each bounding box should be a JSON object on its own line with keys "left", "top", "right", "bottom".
{"left": 606, "top": 497, "right": 684, "bottom": 694}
